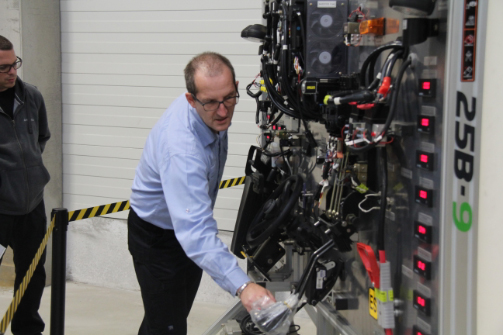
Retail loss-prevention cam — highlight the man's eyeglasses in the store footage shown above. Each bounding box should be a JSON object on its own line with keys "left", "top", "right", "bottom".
{"left": 0, "top": 57, "right": 22, "bottom": 74}
{"left": 192, "top": 91, "right": 240, "bottom": 112}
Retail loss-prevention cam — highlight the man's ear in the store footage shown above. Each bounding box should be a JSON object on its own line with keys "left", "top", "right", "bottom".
{"left": 185, "top": 92, "right": 196, "bottom": 108}
{"left": 235, "top": 81, "right": 239, "bottom": 91}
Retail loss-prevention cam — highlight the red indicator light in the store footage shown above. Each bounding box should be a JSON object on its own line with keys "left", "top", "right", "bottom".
{"left": 417, "top": 296, "right": 426, "bottom": 307}
{"left": 418, "top": 332, "right": 423, "bottom": 335}
{"left": 420, "top": 154, "right": 429, "bottom": 163}
{"left": 418, "top": 261, "right": 426, "bottom": 271}
{"left": 418, "top": 225, "right": 427, "bottom": 235}
{"left": 419, "top": 190, "right": 428, "bottom": 199}
{"left": 422, "top": 81, "right": 431, "bottom": 90}
{"left": 272, "top": 125, "right": 277, "bottom": 130}
{"left": 421, "top": 118, "right": 430, "bottom": 127}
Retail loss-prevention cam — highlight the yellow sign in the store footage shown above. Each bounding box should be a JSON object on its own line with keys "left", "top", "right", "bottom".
{"left": 369, "top": 288, "right": 378, "bottom": 320}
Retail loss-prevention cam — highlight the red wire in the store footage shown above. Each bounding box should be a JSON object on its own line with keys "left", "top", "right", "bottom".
{"left": 380, "top": 136, "right": 395, "bottom": 145}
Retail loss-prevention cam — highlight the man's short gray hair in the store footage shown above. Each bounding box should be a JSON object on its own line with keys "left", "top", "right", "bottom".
{"left": 0, "top": 35, "right": 14, "bottom": 51}
{"left": 184, "top": 52, "right": 236, "bottom": 95}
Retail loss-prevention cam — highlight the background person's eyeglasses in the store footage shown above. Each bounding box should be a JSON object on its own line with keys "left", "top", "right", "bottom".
{"left": 0, "top": 57, "right": 22, "bottom": 73}
{"left": 192, "top": 91, "right": 240, "bottom": 112}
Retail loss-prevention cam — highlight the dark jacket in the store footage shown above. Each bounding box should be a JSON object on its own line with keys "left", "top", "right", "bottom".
{"left": 0, "top": 77, "right": 51, "bottom": 215}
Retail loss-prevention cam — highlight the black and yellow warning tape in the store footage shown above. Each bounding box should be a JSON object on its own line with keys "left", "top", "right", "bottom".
{"left": 0, "top": 176, "right": 246, "bottom": 333}
{"left": 68, "top": 200, "right": 130, "bottom": 222}
{"left": 0, "top": 217, "right": 55, "bottom": 334}
{"left": 219, "top": 176, "right": 246, "bottom": 189}
{"left": 67, "top": 176, "right": 246, "bottom": 223}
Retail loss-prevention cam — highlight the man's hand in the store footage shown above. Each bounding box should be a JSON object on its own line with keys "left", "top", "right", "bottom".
{"left": 239, "top": 283, "right": 276, "bottom": 312}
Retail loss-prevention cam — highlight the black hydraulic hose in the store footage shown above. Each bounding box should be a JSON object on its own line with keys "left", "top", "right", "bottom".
{"left": 281, "top": 48, "right": 301, "bottom": 112}
{"left": 261, "top": 59, "right": 297, "bottom": 118}
{"left": 271, "top": 1, "right": 278, "bottom": 57}
{"left": 270, "top": 110, "right": 284, "bottom": 126}
{"left": 386, "top": 51, "right": 404, "bottom": 77}
{"left": 247, "top": 82, "right": 261, "bottom": 99}
{"left": 278, "top": 2, "right": 318, "bottom": 122}
{"left": 347, "top": 58, "right": 411, "bottom": 153}
{"left": 295, "top": 11, "right": 306, "bottom": 67}
{"left": 367, "top": 56, "right": 379, "bottom": 88}
{"left": 381, "top": 58, "right": 412, "bottom": 135}
{"left": 360, "top": 42, "right": 403, "bottom": 87}
{"left": 279, "top": 3, "right": 304, "bottom": 116}
{"left": 280, "top": 49, "right": 318, "bottom": 121}
{"left": 376, "top": 147, "right": 387, "bottom": 254}
{"left": 367, "top": 78, "right": 380, "bottom": 91}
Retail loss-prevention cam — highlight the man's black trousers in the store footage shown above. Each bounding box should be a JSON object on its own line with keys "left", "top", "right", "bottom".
{"left": 0, "top": 200, "right": 47, "bottom": 335}
{"left": 128, "top": 208, "right": 203, "bottom": 335}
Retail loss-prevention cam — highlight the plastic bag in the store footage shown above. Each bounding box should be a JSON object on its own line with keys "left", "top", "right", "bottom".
{"left": 249, "top": 293, "right": 299, "bottom": 335}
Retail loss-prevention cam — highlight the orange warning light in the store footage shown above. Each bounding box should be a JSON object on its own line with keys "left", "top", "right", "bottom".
{"left": 386, "top": 19, "right": 400, "bottom": 34}
{"left": 360, "top": 18, "right": 385, "bottom": 36}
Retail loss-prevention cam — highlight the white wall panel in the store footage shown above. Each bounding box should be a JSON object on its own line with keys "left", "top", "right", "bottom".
{"left": 63, "top": 85, "right": 258, "bottom": 110}
{"left": 61, "top": 1, "right": 260, "bottom": 12}
{"left": 62, "top": 0, "right": 262, "bottom": 230}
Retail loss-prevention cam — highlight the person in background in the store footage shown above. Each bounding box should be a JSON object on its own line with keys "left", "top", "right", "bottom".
{"left": 0, "top": 35, "right": 51, "bottom": 335}
{"left": 128, "top": 52, "right": 275, "bottom": 335}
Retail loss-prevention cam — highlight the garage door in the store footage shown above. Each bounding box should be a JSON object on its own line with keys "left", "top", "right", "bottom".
{"left": 61, "top": 0, "right": 263, "bottom": 230}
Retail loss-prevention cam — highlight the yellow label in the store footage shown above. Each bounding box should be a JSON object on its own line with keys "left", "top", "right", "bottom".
{"left": 369, "top": 288, "right": 378, "bottom": 320}
{"left": 375, "top": 288, "right": 387, "bottom": 302}
{"left": 307, "top": 86, "right": 316, "bottom": 90}
{"left": 393, "top": 182, "right": 404, "bottom": 192}
{"left": 356, "top": 183, "right": 369, "bottom": 194}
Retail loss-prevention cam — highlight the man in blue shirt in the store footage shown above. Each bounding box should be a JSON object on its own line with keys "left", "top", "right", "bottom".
{"left": 128, "top": 52, "right": 275, "bottom": 335}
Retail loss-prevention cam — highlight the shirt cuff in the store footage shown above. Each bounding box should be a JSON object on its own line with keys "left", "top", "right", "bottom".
{"left": 224, "top": 267, "right": 251, "bottom": 296}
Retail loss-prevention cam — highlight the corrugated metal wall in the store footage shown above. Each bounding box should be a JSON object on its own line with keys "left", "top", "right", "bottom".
{"left": 61, "top": 0, "right": 262, "bottom": 230}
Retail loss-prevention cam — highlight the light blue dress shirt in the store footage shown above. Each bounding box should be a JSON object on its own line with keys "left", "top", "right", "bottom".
{"left": 130, "top": 94, "right": 250, "bottom": 296}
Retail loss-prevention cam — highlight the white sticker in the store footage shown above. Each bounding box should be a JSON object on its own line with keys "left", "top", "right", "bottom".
{"left": 418, "top": 212, "right": 433, "bottom": 225}
{"left": 417, "top": 318, "right": 432, "bottom": 333}
{"left": 420, "top": 177, "right": 434, "bottom": 190}
{"left": 417, "top": 282, "right": 431, "bottom": 298}
{"left": 420, "top": 141, "right": 435, "bottom": 152}
{"left": 0, "top": 244, "right": 5, "bottom": 259}
{"left": 424, "top": 56, "right": 438, "bottom": 66}
{"left": 401, "top": 168, "right": 413, "bottom": 179}
{"left": 318, "top": 1, "right": 336, "bottom": 8}
{"left": 316, "top": 269, "right": 326, "bottom": 289}
{"left": 402, "top": 265, "right": 413, "bottom": 279}
{"left": 421, "top": 105, "right": 437, "bottom": 116}
{"left": 418, "top": 247, "right": 433, "bottom": 262}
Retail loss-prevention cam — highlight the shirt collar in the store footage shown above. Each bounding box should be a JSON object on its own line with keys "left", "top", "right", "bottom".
{"left": 188, "top": 102, "right": 219, "bottom": 147}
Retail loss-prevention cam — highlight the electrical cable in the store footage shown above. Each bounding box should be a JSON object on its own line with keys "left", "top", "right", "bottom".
{"left": 279, "top": 142, "right": 293, "bottom": 175}
{"left": 278, "top": 2, "right": 319, "bottom": 122}
{"left": 360, "top": 41, "right": 403, "bottom": 88}
{"left": 261, "top": 58, "right": 298, "bottom": 118}
{"left": 269, "top": 110, "right": 284, "bottom": 126}
{"left": 386, "top": 51, "right": 404, "bottom": 77}
{"left": 347, "top": 58, "right": 412, "bottom": 153}
{"left": 239, "top": 314, "right": 264, "bottom": 335}
{"left": 376, "top": 147, "right": 387, "bottom": 253}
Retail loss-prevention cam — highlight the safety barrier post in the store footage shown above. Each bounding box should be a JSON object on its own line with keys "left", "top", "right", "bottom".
{"left": 50, "top": 208, "right": 68, "bottom": 335}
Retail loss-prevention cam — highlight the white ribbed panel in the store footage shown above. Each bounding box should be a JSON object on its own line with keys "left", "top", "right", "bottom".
{"left": 61, "top": 1, "right": 263, "bottom": 229}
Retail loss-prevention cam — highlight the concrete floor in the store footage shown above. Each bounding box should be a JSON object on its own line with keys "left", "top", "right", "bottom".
{"left": 0, "top": 282, "right": 317, "bottom": 335}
